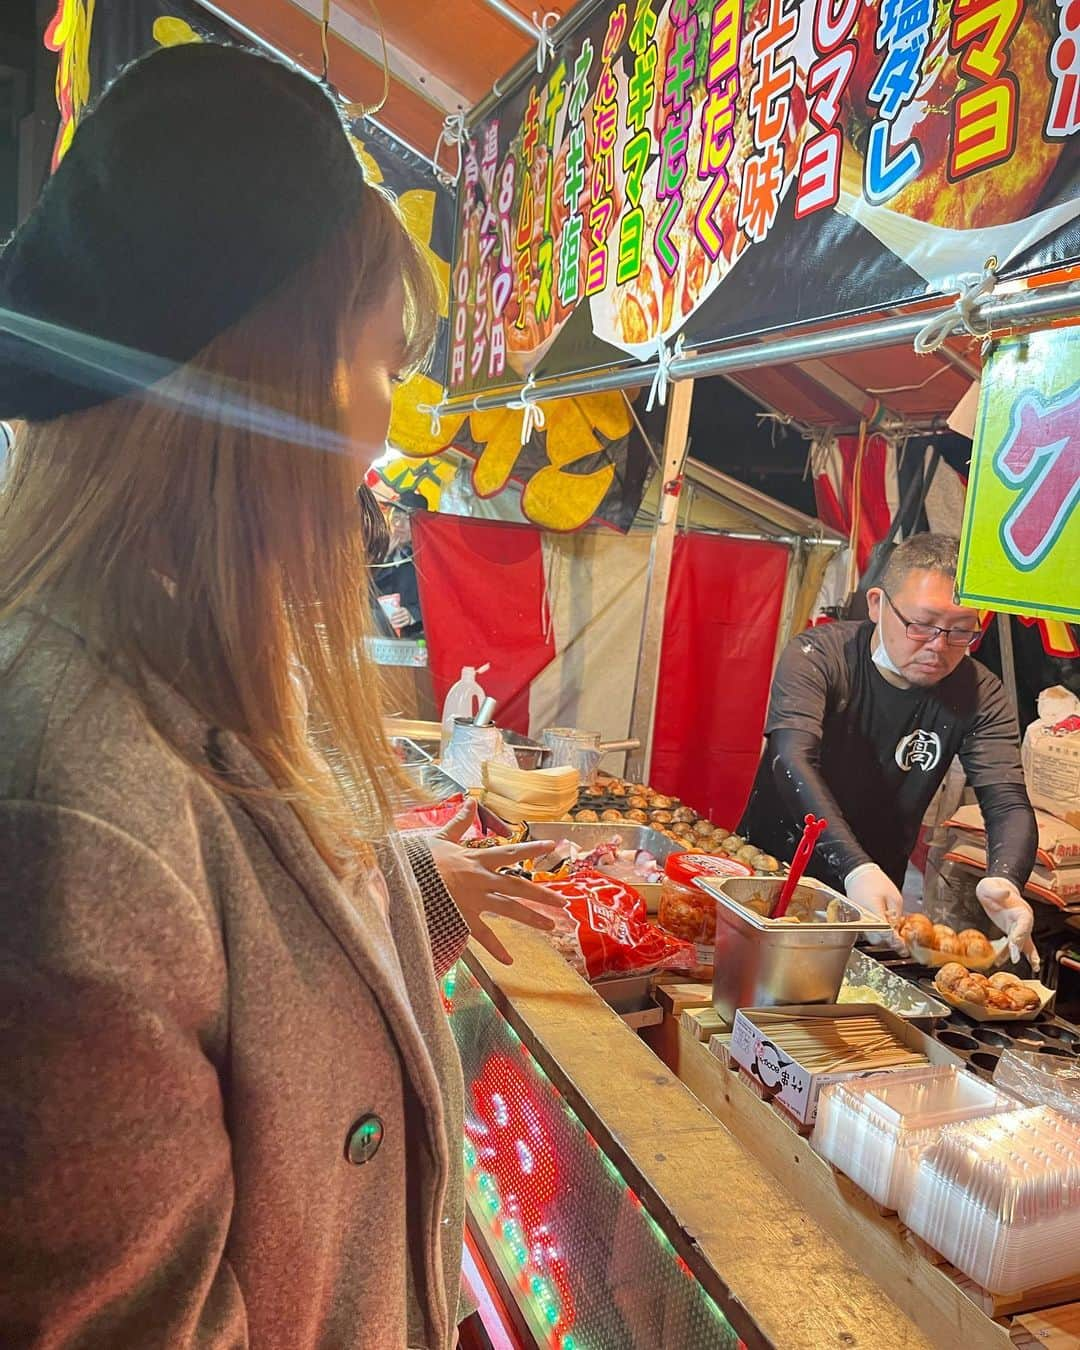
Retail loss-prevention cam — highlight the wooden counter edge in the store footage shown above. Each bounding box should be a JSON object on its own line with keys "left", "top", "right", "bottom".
{"left": 466, "top": 926, "right": 937, "bottom": 1350}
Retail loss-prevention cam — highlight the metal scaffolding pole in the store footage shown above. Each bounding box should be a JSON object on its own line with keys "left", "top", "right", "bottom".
{"left": 438, "top": 279, "right": 1080, "bottom": 415}
{"left": 625, "top": 380, "right": 695, "bottom": 783}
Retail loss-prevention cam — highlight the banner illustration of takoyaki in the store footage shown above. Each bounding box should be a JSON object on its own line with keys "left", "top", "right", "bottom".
{"left": 449, "top": 0, "right": 1080, "bottom": 398}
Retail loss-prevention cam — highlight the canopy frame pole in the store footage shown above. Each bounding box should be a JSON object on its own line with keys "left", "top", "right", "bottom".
{"left": 439, "top": 279, "right": 1080, "bottom": 415}
{"left": 773, "top": 535, "right": 805, "bottom": 675}
{"left": 998, "top": 611, "right": 1020, "bottom": 721}
{"left": 625, "top": 380, "right": 694, "bottom": 783}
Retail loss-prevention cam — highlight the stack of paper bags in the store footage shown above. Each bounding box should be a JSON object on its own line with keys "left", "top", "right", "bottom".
{"left": 944, "top": 802, "right": 1080, "bottom": 912}
{"left": 482, "top": 762, "right": 579, "bottom": 823}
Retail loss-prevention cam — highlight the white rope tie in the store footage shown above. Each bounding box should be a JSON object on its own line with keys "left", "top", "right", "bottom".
{"left": 415, "top": 394, "right": 446, "bottom": 440}
{"left": 507, "top": 374, "right": 546, "bottom": 445}
{"left": 433, "top": 112, "right": 467, "bottom": 189}
{"left": 645, "top": 333, "right": 684, "bottom": 412}
{"left": 532, "top": 10, "right": 559, "bottom": 73}
{"left": 914, "top": 267, "right": 998, "bottom": 355}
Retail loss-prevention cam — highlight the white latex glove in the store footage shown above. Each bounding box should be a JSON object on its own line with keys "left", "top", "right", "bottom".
{"left": 389, "top": 605, "right": 413, "bottom": 631}
{"left": 845, "top": 863, "right": 908, "bottom": 952}
{"left": 976, "top": 876, "right": 1039, "bottom": 971}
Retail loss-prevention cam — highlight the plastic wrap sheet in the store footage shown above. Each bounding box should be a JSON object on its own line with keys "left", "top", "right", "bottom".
{"left": 994, "top": 1049, "right": 1080, "bottom": 1120}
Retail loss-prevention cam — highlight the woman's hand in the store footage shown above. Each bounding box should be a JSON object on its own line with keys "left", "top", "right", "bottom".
{"left": 426, "top": 802, "right": 566, "bottom": 965}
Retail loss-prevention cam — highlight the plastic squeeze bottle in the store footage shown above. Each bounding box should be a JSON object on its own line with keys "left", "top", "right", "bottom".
{"left": 440, "top": 663, "right": 490, "bottom": 753}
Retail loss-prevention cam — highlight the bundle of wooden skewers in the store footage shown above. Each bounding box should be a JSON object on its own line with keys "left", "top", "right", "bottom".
{"left": 749, "top": 1011, "right": 928, "bottom": 1074}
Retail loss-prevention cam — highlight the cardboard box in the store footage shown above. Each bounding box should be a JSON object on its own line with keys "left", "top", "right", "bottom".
{"left": 728, "top": 1005, "right": 959, "bottom": 1127}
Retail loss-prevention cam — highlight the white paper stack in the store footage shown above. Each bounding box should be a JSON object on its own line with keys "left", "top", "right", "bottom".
{"left": 813, "top": 1066, "right": 1016, "bottom": 1211}
{"left": 900, "top": 1107, "right": 1080, "bottom": 1294}
{"left": 481, "top": 762, "right": 579, "bottom": 823}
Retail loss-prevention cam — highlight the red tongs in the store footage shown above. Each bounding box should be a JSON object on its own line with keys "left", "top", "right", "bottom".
{"left": 772, "top": 814, "right": 828, "bottom": 919}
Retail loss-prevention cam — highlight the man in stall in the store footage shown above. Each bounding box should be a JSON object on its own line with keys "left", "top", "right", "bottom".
{"left": 740, "top": 534, "right": 1039, "bottom": 964}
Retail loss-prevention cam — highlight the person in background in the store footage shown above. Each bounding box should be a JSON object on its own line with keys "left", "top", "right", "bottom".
{"left": 375, "top": 488, "right": 427, "bottom": 637}
{"left": 740, "top": 534, "right": 1039, "bottom": 964}
{"left": 0, "top": 43, "right": 560, "bottom": 1349}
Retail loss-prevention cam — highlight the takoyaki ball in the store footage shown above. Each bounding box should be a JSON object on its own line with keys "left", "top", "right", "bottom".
{"left": 722, "top": 834, "right": 746, "bottom": 852}
{"left": 989, "top": 971, "right": 1023, "bottom": 990}
{"left": 931, "top": 923, "right": 957, "bottom": 949}
{"left": 692, "top": 820, "right": 715, "bottom": 839}
{"left": 673, "top": 825, "right": 696, "bottom": 842}
{"left": 627, "top": 795, "right": 649, "bottom": 811}
{"left": 957, "top": 978, "right": 989, "bottom": 1005}
{"left": 958, "top": 930, "right": 993, "bottom": 959}
{"left": 651, "top": 809, "right": 674, "bottom": 825}
{"left": 736, "top": 845, "right": 760, "bottom": 864}
{"left": 935, "top": 962, "right": 969, "bottom": 991}
{"left": 1008, "top": 985, "right": 1040, "bottom": 1010}
{"left": 650, "top": 794, "right": 674, "bottom": 809}
{"left": 608, "top": 783, "right": 628, "bottom": 798}
{"left": 984, "top": 987, "right": 1014, "bottom": 1010}
{"left": 626, "top": 809, "right": 649, "bottom": 825}
{"left": 672, "top": 807, "right": 696, "bottom": 824}
{"left": 936, "top": 935, "right": 962, "bottom": 956}
{"left": 755, "top": 855, "right": 781, "bottom": 874}
{"left": 601, "top": 809, "right": 625, "bottom": 823}
{"left": 898, "top": 913, "right": 935, "bottom": 947}
{"left": 574, "top": 809, "right": 600, "bottom": 822}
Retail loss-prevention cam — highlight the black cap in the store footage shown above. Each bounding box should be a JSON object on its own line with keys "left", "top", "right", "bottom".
{"left": 393, "top": 490, "right": 429, "bottom": 512}
{"left": 0, "top": 42, "right": 366, "bottom": 422}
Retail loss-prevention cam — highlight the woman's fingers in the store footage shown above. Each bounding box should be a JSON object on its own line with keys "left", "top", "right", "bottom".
{"left": 482, "top": 870, "right": 567, "bottom": 913}
{"left": 480, "top": 838, "right": 555, "bottom": 866}
{"left": 469, "top": 917, "right": 513, "bottom": 966}
{"left": 433, "top": 799, "right": 478, "bottom": 843}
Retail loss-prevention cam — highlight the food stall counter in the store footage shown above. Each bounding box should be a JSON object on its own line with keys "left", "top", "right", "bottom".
{"left": 448, "top": 921, "right": 963, "bottom": 1350}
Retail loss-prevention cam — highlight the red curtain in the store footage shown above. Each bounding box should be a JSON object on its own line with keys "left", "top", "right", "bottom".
{"left": 412, "top": 514, "right": 555, "bottom": 733}
{"left": 813, "top": 432, "right": 894, "bottom": 573}
{"left": 414, "top": 516, "right": 788, "bottom": 823}
{"left": 649, "top": 535, "right": 789, "bottom": 829}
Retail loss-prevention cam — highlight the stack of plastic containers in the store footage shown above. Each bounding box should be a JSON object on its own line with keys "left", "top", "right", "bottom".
{"left": 812, "top": 1066, "right": 1017, "bottom": 1211}
{"left": 900, "top": 1107, "right": 1080, "bottom": 1294}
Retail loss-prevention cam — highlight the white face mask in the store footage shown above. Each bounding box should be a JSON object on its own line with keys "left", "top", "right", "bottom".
{"left": 872, "top": 620, "right": 907, "bottom": 678}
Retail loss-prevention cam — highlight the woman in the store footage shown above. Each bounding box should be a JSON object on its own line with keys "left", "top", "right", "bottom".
{"left": 0, "top": 43, "right": 555, "bottom": 1348}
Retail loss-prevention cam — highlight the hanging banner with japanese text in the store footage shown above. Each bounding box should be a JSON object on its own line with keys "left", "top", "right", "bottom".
{"left": 957, "top": 326, "right": 1080, "bottom": 624}
{"left": 450, "top": 0, "right": 1080, "bottom": 396}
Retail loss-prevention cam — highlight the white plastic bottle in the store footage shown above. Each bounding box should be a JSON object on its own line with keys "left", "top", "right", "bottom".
{"left": 440, "top": 663, "right": 490, "bottom": 753}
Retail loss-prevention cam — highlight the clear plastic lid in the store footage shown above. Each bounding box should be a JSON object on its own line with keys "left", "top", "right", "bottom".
{"left": 858, "top": 1067, "right": 1015, "bottom": 1131}
{"left": 919, "top": 1107, "right": 1080, "bottom": 1222}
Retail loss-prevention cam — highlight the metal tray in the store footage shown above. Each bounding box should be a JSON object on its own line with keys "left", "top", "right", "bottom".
{"left": 524, "top": 821, "right": 684, "bottom": 862}
{"left": 698, "top": 875, "right": 890, "bottom": 935}
{"left": 840, "top": 948, "right": 950, "bottom": 1024}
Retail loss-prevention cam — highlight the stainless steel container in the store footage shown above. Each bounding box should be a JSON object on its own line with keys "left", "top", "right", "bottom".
{"left": 502, "top": 730, "right": 550, "bottom": 771}
{"left": 525, "top": 822, "right": 683, "bottom": 912}
{"left": 840, "top": 948, "right": 950, "bottom": 1026}
{"left": 699, "top": 875, "right": 891, "bottom": 1023}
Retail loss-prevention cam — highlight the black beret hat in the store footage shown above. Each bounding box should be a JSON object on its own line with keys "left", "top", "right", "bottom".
{"left": 0, "top": 42, "right": 366, "bottom": 422}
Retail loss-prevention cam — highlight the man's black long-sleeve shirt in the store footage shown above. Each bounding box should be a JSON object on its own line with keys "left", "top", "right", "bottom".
{"left": 740, "top": 621, "right": 1037, "bottom": 892}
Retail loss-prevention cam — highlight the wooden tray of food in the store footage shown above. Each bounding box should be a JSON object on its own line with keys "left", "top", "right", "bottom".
{"left": 933, "top": 966, "right": 1055, "bottom": 1020}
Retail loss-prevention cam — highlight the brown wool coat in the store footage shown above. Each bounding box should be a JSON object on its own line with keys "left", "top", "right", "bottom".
{"left": 0, "top": 614, "right": 465, "bottom": 1349}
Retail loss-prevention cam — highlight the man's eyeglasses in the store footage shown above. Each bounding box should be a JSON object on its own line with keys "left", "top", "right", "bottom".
{"left": 881, "top": 590, "right": 981, "bottom": 648}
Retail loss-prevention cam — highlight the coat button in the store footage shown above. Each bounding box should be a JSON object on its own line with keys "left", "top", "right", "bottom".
{"left": 345, "top": 1113, "right": 384, "bottom": 1165}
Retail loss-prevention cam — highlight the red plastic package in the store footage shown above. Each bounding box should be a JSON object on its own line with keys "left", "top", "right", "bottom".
{"left": 394, "top": 794, "right": 482, "bottom": 838}
{"left": 538, "top": 869, "right": 697, "bottom": 980}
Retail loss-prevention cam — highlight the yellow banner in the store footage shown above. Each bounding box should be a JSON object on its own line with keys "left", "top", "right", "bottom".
{"left": 957, "top": 327, "right": 1080, "bottom": 624}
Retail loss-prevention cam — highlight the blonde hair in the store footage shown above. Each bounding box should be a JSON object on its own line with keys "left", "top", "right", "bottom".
{"left": 0, "top": 184, "right": 437, "bottom": 866}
